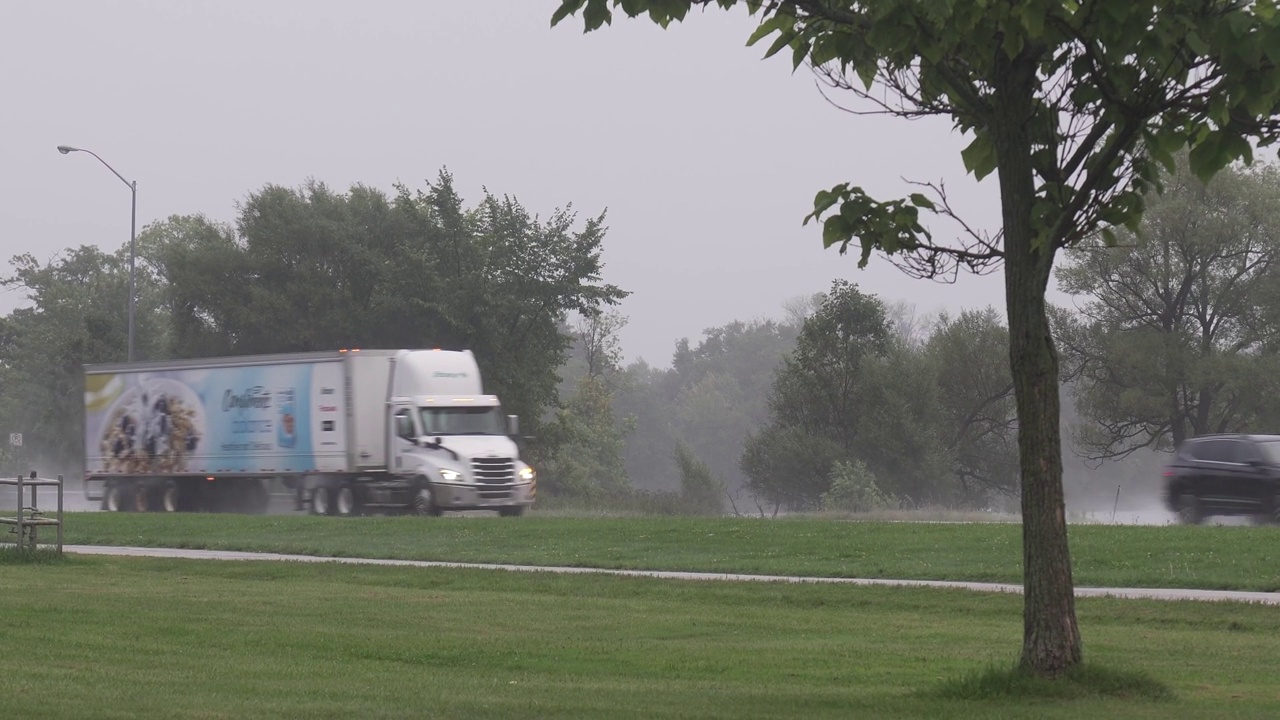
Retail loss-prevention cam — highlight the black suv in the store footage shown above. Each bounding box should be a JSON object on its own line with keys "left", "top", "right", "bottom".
{"left": 1163, "top": 434, "right": 1280, "bottom": 524}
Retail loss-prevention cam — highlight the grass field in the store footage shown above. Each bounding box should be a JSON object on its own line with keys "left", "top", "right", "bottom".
{"left": 5, "top": 551, "right": 1280, "bottom": 719}
{"left": 60, "top": 512, "right": 1280, "bottom": 591}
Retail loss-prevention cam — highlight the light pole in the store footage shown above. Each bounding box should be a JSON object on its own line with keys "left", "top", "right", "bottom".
{"left": 57, "top": 145, "right": 137, "bottom": 362}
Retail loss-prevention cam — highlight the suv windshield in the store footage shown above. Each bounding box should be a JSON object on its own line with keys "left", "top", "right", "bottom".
{"left": 419, "top": 407, "right": 506, "bottom": 436}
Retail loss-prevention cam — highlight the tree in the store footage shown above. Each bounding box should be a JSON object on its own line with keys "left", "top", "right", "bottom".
{"left": 536, "top": 373, "right": 634, "bottom": 499}
{"left": 927, "top": 308, "right": 1019, "bottom": 500}
{"left": 746, "top": 280, "right": 951, "bottom": 508}
{"left": 674, "top": 441, "right": 727, "bottom": 514}
{"left": 670, "top": 318, "right": 801, "bottom": 493}
{"left": 145, "top": 169, "right": 628, "bottom": 441}
{"left": 821, "top": 457, "right": 897, "bottom": 512}
{"left": 560, "top": 309, "right": 629, "bottom": 392}
{"left": 612, "top": 316, "right": 801, "bottom": 498}
{"left": 553, "top": 0, "right": 1280, "bottom": 675}
{"left": 0, "top": 245, "right": 167, "bottom": 468}
{"left": 1057, "top": 158, "right": 1280, "bottom": 458}
{"left": 611, "top": 359, "right": 682, "bottom": 492}
{"left": 740, "top": 424, "right": 844, "bottom": 510}
{"left": 767, "top": 279, "right": 891, "bottom": 441}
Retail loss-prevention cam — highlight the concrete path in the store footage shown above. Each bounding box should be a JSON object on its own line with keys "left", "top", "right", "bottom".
{"left": 61, "top": 544, "right": 1280, "bottom": 606}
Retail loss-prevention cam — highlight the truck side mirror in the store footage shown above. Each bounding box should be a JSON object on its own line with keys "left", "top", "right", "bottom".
{"left": 507, "top": 414, "right": 520, "bottom": 437}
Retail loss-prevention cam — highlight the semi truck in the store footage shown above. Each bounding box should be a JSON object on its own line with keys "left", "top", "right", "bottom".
{"left": 82, "top": 348, "right": 536, "bottom": 517}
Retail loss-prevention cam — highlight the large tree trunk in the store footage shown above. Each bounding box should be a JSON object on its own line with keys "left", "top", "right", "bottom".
{"left": 993, "top": 54, "right": 1083, "bottom": 676}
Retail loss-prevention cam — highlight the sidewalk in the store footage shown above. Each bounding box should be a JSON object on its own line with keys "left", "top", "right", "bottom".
{"left": 61, "top": 544, "right": 1280, "bottom": 606}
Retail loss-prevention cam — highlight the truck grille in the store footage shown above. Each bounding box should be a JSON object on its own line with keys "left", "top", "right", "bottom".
{"left": 472, "top": 457, "right": 515, "bottom": 485}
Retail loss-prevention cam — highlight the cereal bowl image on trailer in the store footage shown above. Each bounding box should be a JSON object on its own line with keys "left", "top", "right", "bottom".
{"left": 97, "top": 377, "right": 207, "bottom": 474}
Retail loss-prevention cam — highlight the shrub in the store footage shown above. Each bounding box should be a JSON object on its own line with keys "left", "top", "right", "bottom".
{"left": 821, "top": 458, "right": 897, "bottom": 513}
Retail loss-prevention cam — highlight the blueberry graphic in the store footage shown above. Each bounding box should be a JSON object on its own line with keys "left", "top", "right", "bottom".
{"left": 145, "top": 435, "right": 157, "bottom": 458}
{"left": 186, "top": 434, "right": 199, "bottom": 451}
{"left": 113, "top": 438, "right": 125, "bottom": 457}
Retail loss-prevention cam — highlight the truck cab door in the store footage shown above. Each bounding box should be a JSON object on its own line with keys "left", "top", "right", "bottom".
{"left": 390, "top": 407, "right": 419, "bottom": 472}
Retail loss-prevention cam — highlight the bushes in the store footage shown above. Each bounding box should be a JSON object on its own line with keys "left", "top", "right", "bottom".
{"left": 675, "top": 442, "right": 725, "bottom": 515}
{"left": 821, "top": 459, "right": 897, "bottom": 513}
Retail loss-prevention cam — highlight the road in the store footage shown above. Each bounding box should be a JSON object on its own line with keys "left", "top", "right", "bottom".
{"left": 61, "top": 544, "right": 1280, "bottom": 606}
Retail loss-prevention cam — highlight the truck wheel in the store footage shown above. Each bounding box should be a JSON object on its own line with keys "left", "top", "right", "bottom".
{"left": 311, "top": 486, "right": 335, "bottom": 516}
{"left": 1177, "top": 492, "right": 1203, "bottom": 525}
{"left": 245, "top": 480, "right": 270, "bottom": 515}
{"left": 335, "top": 484, "right": 360, "bottom": 517}
{"left": 498, "top": 506, "right": 526, "bottom": 518}
{"left": 162, "top": 482, "right": 180, "bottom": 513}
{"left": 413, "top": 487, "right": 441, "bottom": 517}
{"left": 103, "top": 483, "right": 124, "bottom": 512}
{"left": 134, "top": 484, "right": 151, "bottom": 513}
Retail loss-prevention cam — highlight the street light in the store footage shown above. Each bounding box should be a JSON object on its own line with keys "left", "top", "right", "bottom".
{"left": 57, "top": 145, "right": 138, "bottom": 362}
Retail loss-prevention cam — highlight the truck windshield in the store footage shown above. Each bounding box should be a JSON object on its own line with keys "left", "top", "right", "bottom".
{"left": 419, "top": 407, "right": 506, "bottom": 436}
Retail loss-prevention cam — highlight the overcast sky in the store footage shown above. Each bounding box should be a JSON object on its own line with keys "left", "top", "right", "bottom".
{"left": 1, "top": 1, "right": 1016, "bottom": 366}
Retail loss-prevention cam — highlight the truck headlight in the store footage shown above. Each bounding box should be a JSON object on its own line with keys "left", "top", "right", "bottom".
{"left": 518, "top": 466, "right": 535, "bottom": 482}
{"left": 439, "top": 468, "right": 462, "bottom": 481}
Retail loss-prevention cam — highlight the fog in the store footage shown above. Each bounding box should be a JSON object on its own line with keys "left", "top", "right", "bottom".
{"left": 0, "top": 2, "right": 1190, "bottom": 522}
{"left": 0, "top": 0, "right": 1026, "bottom": 367}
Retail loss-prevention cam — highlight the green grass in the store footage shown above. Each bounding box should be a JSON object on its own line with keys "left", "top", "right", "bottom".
{"left": 0, "top": 546, "right": 71, "bottom": 564}
{"left": 61, "top": 512, "right": 1280, "bottom": 591}
{"left": 8, "top": 555, "right": 1280, "bottom": 718}
{"left": 935, "top": 664, "right": 1172, "bottom": 702}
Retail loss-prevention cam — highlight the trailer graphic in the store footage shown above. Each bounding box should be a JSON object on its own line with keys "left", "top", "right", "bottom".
{"left": 83, "top": 349, "right": 535, "bottom": 516}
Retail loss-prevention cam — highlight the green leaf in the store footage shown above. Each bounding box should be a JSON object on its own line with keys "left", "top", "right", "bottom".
{"left": 855, "top": 61, "right": 877, "bottom": 90}
{"left": 746, "top": 15, "right": 786, "bottom": 47}
{"left": 1021, "top": 7, "right": 1045, "bottom": 38}
{"left": 762, "top": 28, "right": 795, "bottom": 60}
{"left": 1188, "top": 133, "right": 1229, "bottom": 183}
{"left": 1184, "top": 31, "right": 1209, "bottom": 56}
{"left": 960, "top": 134, "right": 998, "bottom": 181}
{"left": 908, "top": 193, "right": 937, "bottom": 211}
{"left": 582, "top": 0, "right": 612, "bottom": 31}
{"left": 822, "top": 216, "right": 850, "bottom": 249}
{"left": 811, "top": 187, "right": 846, "bottom": 219}
{"left": 809, "top": 37, "right": 839, "bottom": 67}
{"left": 550, "top": 0, "right": 586, "bottom": 27}
{"left": 792, "top": 37, "right": 810, "bottom": 70}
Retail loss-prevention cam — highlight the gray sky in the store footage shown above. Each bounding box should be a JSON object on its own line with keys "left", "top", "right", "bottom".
{"left": 1, "top": 0, "right": 1012, "bottom": 366}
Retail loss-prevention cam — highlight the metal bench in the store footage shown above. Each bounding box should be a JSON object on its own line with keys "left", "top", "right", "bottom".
{"left": 0, "top": 472, "right": 64, "bottom": 552}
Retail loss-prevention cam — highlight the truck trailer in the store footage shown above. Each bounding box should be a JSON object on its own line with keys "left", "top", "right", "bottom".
{"left": 82, "top": 349, "right": 536, "bottom": 517}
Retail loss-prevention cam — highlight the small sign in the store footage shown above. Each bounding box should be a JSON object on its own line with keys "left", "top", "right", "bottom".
{"left": 8, "top": 433, "right": 21, "bottom": 447}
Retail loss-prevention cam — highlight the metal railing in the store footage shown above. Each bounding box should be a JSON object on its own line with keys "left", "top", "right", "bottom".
{"left": 0, "top": 472, "right": 64, "bottom": 552}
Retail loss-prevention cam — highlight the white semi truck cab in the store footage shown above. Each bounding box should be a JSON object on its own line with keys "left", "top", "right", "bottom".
{"left": 83, "top": 348, "right": 536, "bottom": 517}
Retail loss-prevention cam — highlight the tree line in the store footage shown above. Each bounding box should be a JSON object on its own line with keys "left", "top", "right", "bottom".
{"left": 548, "top": 157, "right": 1280, "bottom": 516}
{"left": 2, "top": 158, "right": 1278, "bottom": 516}
{"left": 0, "top": 169, "right": 625, "bottom": 478}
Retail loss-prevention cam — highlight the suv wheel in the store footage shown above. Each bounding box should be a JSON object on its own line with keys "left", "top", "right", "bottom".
{"left": 1176, "top": 492, "right": 1204, "bottom": 525}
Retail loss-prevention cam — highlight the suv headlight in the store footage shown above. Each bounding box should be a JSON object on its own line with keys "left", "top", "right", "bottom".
{"left": 439, "top": 468, "right": 462, "bottom": 481}
{"left": 518, "top": 466, "right": 535, "bottom": 482}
